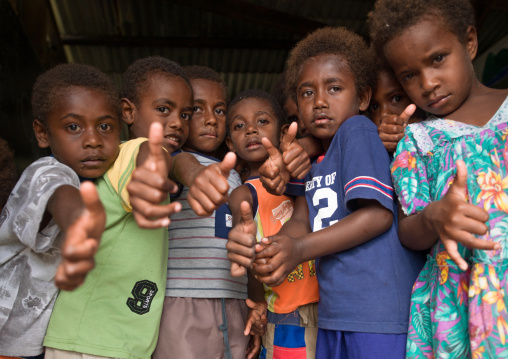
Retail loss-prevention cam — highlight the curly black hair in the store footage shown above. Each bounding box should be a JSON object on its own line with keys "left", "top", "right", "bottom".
{"left": 122, "top": 56, "right": 192, "bottom": 106}
{"left": 184, "top": 65, "right": 228, "bottom": 100}
{"left": 286, "top": 27, "right": 374, "bottom": 103}
{"left": 0, "top": 138, "right": 17, "bottom": 212}
{"left": 226, "top": 89, "right": 287, "bottom": 136}
{"left": 368, "top": 0, "right": 476, "bottom": 55}
{"left": 32, "top": 63, "right": 119, "bottom": 125}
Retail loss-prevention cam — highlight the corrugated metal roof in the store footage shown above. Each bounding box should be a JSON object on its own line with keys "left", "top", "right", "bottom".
{"left": 45, "top": 0, "right": 508, "bottom": 97}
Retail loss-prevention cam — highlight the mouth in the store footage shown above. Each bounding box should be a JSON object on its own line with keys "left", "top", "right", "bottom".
{"left": 81, "top": 155, "right": 106, "bottom": 167}
{"left": 245, "top": 138, "right": 262, "bottom": 151}
{"left": 313, "top": 114, "right": 331, "bottom": 126}
{"left": 164, "top": 133, "right": 182, "bottom": 148}
{"left": 201, "top": 131, "right": 218, "bottom": 139}
{"left": 428, "top": 94, "right": 450, "bottom": 108}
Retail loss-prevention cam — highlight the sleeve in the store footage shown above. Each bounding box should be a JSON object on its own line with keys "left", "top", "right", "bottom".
{"left": 391, "top": 127, "right": 431, "bottom": 215}
{"left": 3, "top": 157, "right": 80, "bottom": 252}
{"left": 106, "top": 138, "right": 148, "bottom": 212}
{"left": 284, "top": 177, "right": 306, "bottom": 197}
{"left": 341, "top": 119, "right": 395, "bottom": 213}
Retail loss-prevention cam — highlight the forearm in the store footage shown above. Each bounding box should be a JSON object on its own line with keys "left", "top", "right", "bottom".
{"left": 398, "top": 203, "right": 439, "bottom": 250}
{"left": 247, "top": 271, "right": 265, "bottom": 302}
{"left": 295, "top": 203, "right": 393, "bottom": 262}
{"left": 46, "top": 185, "right": 85, "bottom": 233}
{"left": 170, "top": 152, "right": 203, "bottom": 186}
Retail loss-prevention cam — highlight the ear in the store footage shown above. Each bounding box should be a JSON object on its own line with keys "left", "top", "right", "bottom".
{"left": 358, "top": 86, "right": 372, "bottom": 112}
{"left": 225, "top": 136, "right": 235, "bottom": 152}
{"left": 465, "top": 26, "right": 478, "bottom": 61}
{"left": 121, "top": 98, "right": 136, "bottom": 126}
{"left": 33, "top": 119, "right": 50, "bottom": 148}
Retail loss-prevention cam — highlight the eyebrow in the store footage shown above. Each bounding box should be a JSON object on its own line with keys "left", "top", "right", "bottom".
{"left": 152, "top": 98, "right": 176, "bottom": 107}
{"left": 194, "top": 99, "right": 227, "bottom": 108}
{"left": 298, "top": 77, "right": 344, "bottom": 91}
{"left": 254, "top": 110, "right": 272, "bottom": 117}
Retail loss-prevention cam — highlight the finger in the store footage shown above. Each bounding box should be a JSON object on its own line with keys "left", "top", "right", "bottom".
{"left": 218, "top": 152, "right": 236, "bottom": 178}
{"left": 230, "top": 262, "right": 247, "bottom": 277}
{"left": 62, "top": 238, "right": 98, "bottom": 261}
{"left": 239, "top": 201, "right": 254, "bottom": 226}
{"left": 289, "top": 162, "right": 311, "bottom": 180}
{"left": 459, "top": 231, "right": 500, "bottom": 250}
{"left": 443, "top": 239, "right": 468, "bottom": 271}
{"left": 280, "top": 122, "right": 298, "bottom": 152}
{"left": 399, "top": 104, "right": 416, "bottom": 124}
{"left": 131, "top": 198, "right": 181, "bottom": 222}
{"left": 449, "top": 160, "right": 468, "bottom": 196}
{"left": 146, "top": 122, "right": 166, "bottom": 172}
{"left": 259, "top": 162, "right": 280, "bottom": 180}
{"left": 261, "top": 137, "right": 282, "bottom": 160}
{"left": 80, "top": 181, "right": 102, "bottom": 216}
{"left": 254, "top": 265, "right": 287, "bottom": 287}
{"left": 186, "top": 193, "right": 211, "bottom": 216}
{"left": 244, "top": 317, "right": 254, "bottom": 336}
{"left": 127, "top": 178, "right": 172, "bottom": 205}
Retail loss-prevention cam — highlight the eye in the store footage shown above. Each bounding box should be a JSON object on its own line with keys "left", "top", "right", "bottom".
{"left": 98, "top": 123, "right": 113, "bottom": 131}
{"left": 403, "top": 73, "right": 415, "bottom": 82}
{"left": 434, "top": 54, "right": 446, "bottom": 63}
{"left": 301, "top": 89, "right": 313, "bottom": 98}
{"left": 193, "top": 106, "right": 203, "bottom": 114}
{"left": 215, "top": 108, "right": 226, "bottom": 116}
{"left": 181, "top": 113, "right": 192, "bottom": 121}
{"left": 392, "top": 95, "right": 404, "bottom": 104}
{"left": 233, "top": 123, "right": 244, "bottom": 130}
{"left": 156, "top": 106, "right": 169, "bottom": 114}
{"left": 67, "top": 124, "right": 80, "bottom": 132}
{"left": 330, "top": 86, "right": 341, "bottom": 93}
{"left": 257, "top": 118, "right": 269, "bottom": 125}
{"left": 240, "top": 167, "right": 248, "bottom": 175}
{"left": 370, "top": 103, "right": 379, "bottom": 111}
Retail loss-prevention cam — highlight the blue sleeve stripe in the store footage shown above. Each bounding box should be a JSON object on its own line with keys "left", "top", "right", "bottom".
{"left": 344, "top": 176, "right": 394, "bottom": 200}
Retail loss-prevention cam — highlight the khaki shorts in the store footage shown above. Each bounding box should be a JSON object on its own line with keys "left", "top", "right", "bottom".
{"left": 153, "top": 297, "right": 249, "bottom": 359}
{"left": 44, "top": 348, "right": 120, "bottom": 359}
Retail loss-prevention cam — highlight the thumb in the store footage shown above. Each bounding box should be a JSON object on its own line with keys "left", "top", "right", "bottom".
{"left": 280, "top": 122, "right": 297, "bottom": 152}
{"left": 80, "top": 181, "right": 102, "bottom": 216}
{"left": 261, "top": 137, "right": 281, "bottom": 161}
{"left": 399, "top": 104, "right": 416, "bottom": 125}
{"left": 218, "top": 151, "right": 236, "bottom": 177}
{"left": 245, "top": 298, "right": 257, "bottom": 310}
{"left": 449, "top": 160, "right": 468, "bottom": 197}
{"left": 146, "top": 122, "right": 165, "bottom": 172}
{"left": 239, "top": 200, "right": 254, "bottom": 226}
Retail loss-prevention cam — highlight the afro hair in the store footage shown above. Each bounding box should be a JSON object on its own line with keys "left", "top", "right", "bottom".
{"left": 286, "top": 26, "right": 374, "bottom": 103}
{"left": 31, "top": 63, "right": 119, "bottom": 125}
{"left": 121, "top": 56, "right": 192, "bottom": 106}
{"left": 368, "top": 0, "right": 476, "bottom": 55}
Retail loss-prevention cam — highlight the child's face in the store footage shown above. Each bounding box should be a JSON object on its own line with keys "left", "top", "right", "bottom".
{"left": 296, "top": 54, "right": 370, "bottom": 150}
{"left": 370, "top": 69, "right": 414, "bottom": 126}
{"left": 124, "top": 74, "right": 192, "bottom": 153}
{"left": 384, "top": 19, "right": 477, "bottom": 118}
{"left": 283, "top": 97, "right": 307, "bottom": 137}
{"left": 182, "top": 79, "right": 227, "bottom": 157}
{"left": 34, "top": 86, "right": 121, "bottom": 178}
{"left": 226, "top": 98, "right": 280, "bottom": 164}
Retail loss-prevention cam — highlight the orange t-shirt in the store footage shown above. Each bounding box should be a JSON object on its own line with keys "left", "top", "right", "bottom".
{"left": 245, "top": 178, "right": 319, "bottom": 314}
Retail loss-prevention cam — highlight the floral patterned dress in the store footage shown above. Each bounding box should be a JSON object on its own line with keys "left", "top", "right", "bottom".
{"left": 392, "top": 96, "right": 508, "bottom": 359}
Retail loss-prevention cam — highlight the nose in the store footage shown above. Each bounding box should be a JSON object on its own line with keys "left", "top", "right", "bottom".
{"left": 83, "top": 128, "right": 103, "bottom": 148}
{"left": 246, "top": 123, "right": 258, "bottom": 135}
{"left": 204, "top": 110, "right": 217, "bottom": 127}
{"left": 167, "top": 114, "right": 184, "bottom": 131}
{"left": 313, "top": 89, "right": 328, "bottom": 109}
{"left": 420, "top": 69, "right": 439, "bottom": 95}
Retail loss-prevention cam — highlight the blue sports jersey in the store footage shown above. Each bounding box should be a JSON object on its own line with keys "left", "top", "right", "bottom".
{"left": 305, "top": 115, "right": 424, "bottom": 333}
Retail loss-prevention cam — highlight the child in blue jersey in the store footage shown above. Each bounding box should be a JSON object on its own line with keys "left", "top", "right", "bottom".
{"left": 229, "top": 27, "right": 425, "bottom": 359}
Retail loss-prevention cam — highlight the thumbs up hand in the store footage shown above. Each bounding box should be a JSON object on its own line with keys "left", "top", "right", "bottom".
{"left": 226, "top": 201, "right": 257, "bottom": 277}
{"left": 426, "top": 160, "right": 497, "bottom": 270}
{"left": 378, "top": 104, "right": 416, "bottom": 152}
{"left": 187, "top": 151, "right": 237, "bottom": 216}
{"left": 258, "top": 136, "right": 290, "bottom": 196}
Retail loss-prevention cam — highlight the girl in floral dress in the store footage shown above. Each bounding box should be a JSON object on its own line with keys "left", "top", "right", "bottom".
{"left": 369, "top": 0, "right": 508, "bottom": 358}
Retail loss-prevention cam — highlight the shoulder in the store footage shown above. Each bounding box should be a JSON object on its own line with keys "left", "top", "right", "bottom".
{"left": 22, "top": 157, "right": 80, "bottom": 185}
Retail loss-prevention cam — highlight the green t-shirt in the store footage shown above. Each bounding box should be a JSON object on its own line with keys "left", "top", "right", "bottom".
{"left": 44, "top": 138, "right": 168, "bottom": 359}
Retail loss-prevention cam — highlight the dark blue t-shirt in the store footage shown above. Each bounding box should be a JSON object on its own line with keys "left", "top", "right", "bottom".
{"left": 305, "top": 115, "right": 424, "bottom": 333}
